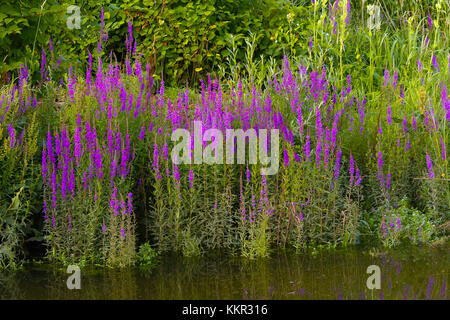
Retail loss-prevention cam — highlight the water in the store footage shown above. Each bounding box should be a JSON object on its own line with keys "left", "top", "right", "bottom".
{"left": 0, "top": 245, "right": 448, "bottom": 300}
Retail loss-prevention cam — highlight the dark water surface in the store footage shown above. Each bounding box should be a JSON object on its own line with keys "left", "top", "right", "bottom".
{"left": 0, "top": 246, "right": 448, "bottom": 300}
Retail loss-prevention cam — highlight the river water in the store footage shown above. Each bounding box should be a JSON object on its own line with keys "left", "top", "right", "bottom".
{"left": 0, "top": 245, "right": 448, "bottom": 300}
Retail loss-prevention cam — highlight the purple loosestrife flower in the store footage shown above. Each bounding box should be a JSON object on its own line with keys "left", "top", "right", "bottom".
{"left": 68, "top": 67, "right": 76, "bottom": 103}
{"left": 173, "top": 161, "right": 180, "bottom": 194}
{"left": 86, "top": 51, "right": 93, "bottom": 92}
{"left": 417, "top": 59, "right": 422, "bottom": 72}
{"left": 426, "top": 153, "right": 434, "bottom": 179}
{"left": 331, "top": 112, "right": 340, "bottom": 150}
{"left": 100, "top": 6, "right": 108, "bottom": 41}
{"left": 346, "top": 75, "right": 352, "bottom": 95}
{"left": 389, "top": 218, "right": 395, "bottom": 230}
{"left": 334, "top": 146, "right": 342, "bottom": 180}
{"left": 69, "top": 166, "right": 75, "bottom": 198}
{"left": 432, "top": 55, "right": 440, "bottom": 72}
{"left": 121, "top": 134, "right": 131, "bottom": 178}
{"left": 48, "top": 38, "right": 53, "bottom": 54}
{"left": 355, "top": 166, "right": 362, "bottom": 186}
{"left": 377, "top": 151, "right": 383, "bottom": 172}
{"left": 250, "top": 193, "right": 256, "bottom": 223}
{"left": 412, "top": 115, "right": 417, "bottom": 131}
{"left": 188, "top": 169, "right": 194, "bottom": 189}
{"left": 82, "top": 171, "right": 88, "bottom": 190}
{"left": 395, "top": 216, "right": 402, "bottom": 231}
{"left": 345, "top": 0, "right": 351, "bottom": 25}
{"left": 404, "top": 139, "right": 411, "bottom": 152}
{"left": 400, "top": 87, "right": 405, "bottom": 105}
{"left": 324, "top": 129, "right": 330, "bottom": 169}
{"left": 42, "top": 148, "right": 48, "bottom": 182}
{"left": 61, "top": 162, "right": 68, "bottom": 202}
{"left": 377, "top": 151, "right": 385, "bottom": 187}
{"left": 381, "top": 219, "right": 387, "bottom": 238}
{"left": 383, "top": 69, "right": 389, "bottom": 86}
{"left": 18, "top": 64, "right": 29, "bottom": 94}
{"left": 40, "top": 48, "right": 48, "bottom": 81}
{"left": 283, "top": 149, "right": 289, "bottom": 167}
{"left": 94, "top": 147, "right": 104, "bottom": 179}
{"left": 246, "top": 164, "right": 251, "bottom": 183}
{"left": 74, "top": 126, "right": 82, "bottom": 166}
{"left": 402, "top": 115, "right": 408, "bottom": 134}
{"left": 139, "top": 126, "right": 145, "bottom": 140}
{"left": 304, "top": 135, "right": 311, "bottom": 162}
{"left": 51, "top": 170, "right": 57, "bottom": 210}
{"left": 349, "top": 151, "right": 355, "bottom": 184}
{"left": 385, "top": 173, "right": 391, "bottom": 189}
{"left": 297, "top": 105, "right": 303, "bottom": 136}
{"left": 358, "top": 97, "right": 366, "bottom": 132}
{"left": 240, "top": 186, "right": 246, "bottom": 221}
{"left": 7, "top": 125, "right": 15, "bottom": 148}
{"left": 440, "top": 84, "right": 450, "bottom": 122}
{"left": 127, "top": 193, "right": 133, "bottom": 215}
{"left": 43, "top": 201, "right": 48, "bottom": 222}
{"left": 315, "top": 139, "right": 322, "bottom": 167}
{"left": 67, "top": 216, "right": 72, "bottom": 231}
{"left": 110, "top": 158, "right": 117, "bottom": 185}
{"left": 109, "top": 187, "right": 118, "bottom": 215}
{"left": 387, "top": 105, "right": 392, "bottom": 125}
{"left": 135, "top": 59, "right": 143, "bottom": 83}
{"left": 17, "top": 129, "right": 25, "bottom": 147}
{"left": 152, "top": 143, "right": 161, "bottom": 179}
{"left": 126, "top": 20, "right": 134, "bottom": 55}
{"left": 392, "top": 71, "right": 398, "bottom": 90}
{"left": 315, "top": 106, "right": 323, "bottom": 139}
{"left": 47, "top": 129, "right": 54, "bottom": 167}
{"left": 97, "top": 37, "right": 103, "bottom": 55}
{"left": 440, "top": 138, "right": 446, "bottom": 161}
{"left": 162, "top": 143, "right": 169, "bottom": 161}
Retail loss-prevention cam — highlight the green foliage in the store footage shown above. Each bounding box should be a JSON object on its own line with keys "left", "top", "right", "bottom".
{"left": 379, "top": 198, "right": 437, "bottom": 248}
{"left": 0, "top": 88, "right": 40, "bottom": 269}
{"left": 1, "top": 0, "right": 300, "bottom": 86}
{"left": 135, "top": 242, "right": 160, "bottom": 268}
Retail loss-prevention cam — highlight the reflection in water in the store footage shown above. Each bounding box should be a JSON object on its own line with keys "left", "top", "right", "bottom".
{"left": 0, "top": 245, "right": 448, "bottom": 300}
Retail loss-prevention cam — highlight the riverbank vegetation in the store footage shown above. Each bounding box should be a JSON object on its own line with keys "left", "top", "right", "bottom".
{"left": 0, "top": 0, "right": 449, "bottom": 269}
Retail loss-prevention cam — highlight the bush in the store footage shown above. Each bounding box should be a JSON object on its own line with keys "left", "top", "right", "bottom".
{"left": 135, "top": 242, "right": 160, "bottom": 268}
{"left": 379, "top": 198, "right": 436, "bottom": 248}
